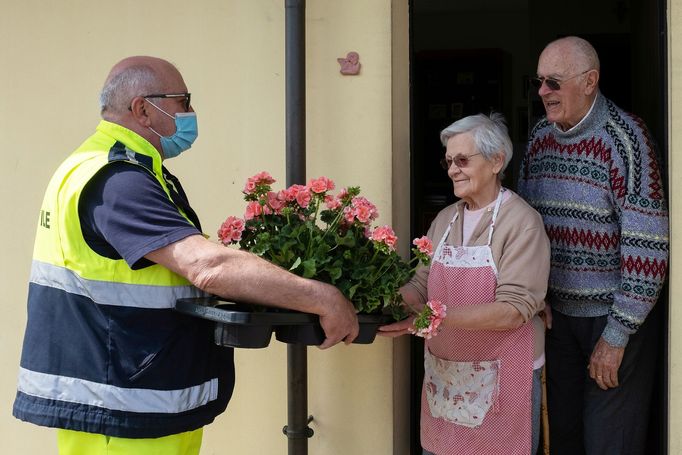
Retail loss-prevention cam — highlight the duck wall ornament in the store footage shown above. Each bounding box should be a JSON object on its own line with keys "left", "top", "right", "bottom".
{"left": 338, "top": 51, "right": 361, "bottom": 75}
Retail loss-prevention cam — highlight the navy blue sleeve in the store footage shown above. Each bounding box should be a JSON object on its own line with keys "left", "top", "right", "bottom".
{"left": 79, "top": 162, "right": 201, "bottom": 269}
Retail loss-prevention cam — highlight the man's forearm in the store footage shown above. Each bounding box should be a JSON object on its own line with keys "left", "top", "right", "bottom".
{"left": 148, "top": 234, "right": 333, "bottom": 315}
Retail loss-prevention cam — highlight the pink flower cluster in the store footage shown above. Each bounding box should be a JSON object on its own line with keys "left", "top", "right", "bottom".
{"left": 277, "top": 184, "right": 308, "bottom": 208}
{"left": 243, "top": 171, "right": 276, "bottom": 195}
{"left": 410, "top": 299, "right": 447, "bottom": 340}
{"left": 412, "top": 236, "right": 433, "bottom": 257}
{"left": 343, "top": 196, "right": 379, "bottom": 225}
{"left": 217, "top": 216, "right": 246, "bottom": 245}
{"left": 324, "top": 187, "right": 349, "bottom": 210}
{"left": 266, "top": 191, "right": 286, "bottom": 212}
{"left": 222, "top": 172, "right": 345, "bottom": 237}
{"left": 240, "top": 173, "right": 339, "bottom": 221}
{"left": 309, "top": 176, "right": 335, "bottom": 194}
{"left": 370, "top": 225, "right": 398, "bottom": 251}
{"left": 244, "top": 201, "right": 269, "bottom": 220}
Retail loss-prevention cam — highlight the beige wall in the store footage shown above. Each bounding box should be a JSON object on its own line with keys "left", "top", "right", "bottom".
{"left": 0, "top": 1, "right": 410, "bottom": 454}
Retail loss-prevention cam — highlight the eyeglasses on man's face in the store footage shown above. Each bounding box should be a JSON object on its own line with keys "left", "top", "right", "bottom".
{"left": 440, "top": 153, "right": 481, "bottom": 170}
{"left": 143, "top": 93, "right": 192, "bottom": 112}
{"left": 530, "top": 70, "right": 590, "bottom": 91}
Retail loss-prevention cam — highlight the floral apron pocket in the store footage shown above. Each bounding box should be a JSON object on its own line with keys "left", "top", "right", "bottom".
{"left": 424, "top": 349, "right": 500, "bottom": 428}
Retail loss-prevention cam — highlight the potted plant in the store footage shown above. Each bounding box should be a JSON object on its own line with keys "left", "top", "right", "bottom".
{"left": 179, "top": 171, "right": 443, "bottom": 348}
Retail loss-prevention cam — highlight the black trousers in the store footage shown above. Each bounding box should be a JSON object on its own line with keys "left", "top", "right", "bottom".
{"left": 546, "top": 307, "right": 660, "bottom": 455}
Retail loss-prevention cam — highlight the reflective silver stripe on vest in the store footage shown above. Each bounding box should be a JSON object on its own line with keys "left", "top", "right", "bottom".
{"left": 30, "top": 260, "right": 205, "bottom": 309}
{"left": 18, "top": 367, "right": 219, "bottom": 414}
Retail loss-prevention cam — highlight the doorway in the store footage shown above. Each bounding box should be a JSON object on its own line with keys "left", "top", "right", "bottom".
{"left": 408, "top": 0, "right": 668, "bottom": 453}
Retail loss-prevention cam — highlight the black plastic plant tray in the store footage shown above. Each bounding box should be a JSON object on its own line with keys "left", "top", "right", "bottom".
{"left": 175, "top": 298, "right": 317, "bottom": 325}
{"left": 175, "top": 297, "right": 394, "bottom": 349}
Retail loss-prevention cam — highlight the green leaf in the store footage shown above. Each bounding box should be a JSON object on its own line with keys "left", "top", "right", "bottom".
{"left": 347, "top": 283, "right": 360, "bottom": 299}
{"left": 336, "top": 232, "right": 356, "bottom": 247}
{"left": 289, "top": 257, "right": 302, "bottom": 271}
{"left": 302, "top": 259, "right": 317, "bottom": 278}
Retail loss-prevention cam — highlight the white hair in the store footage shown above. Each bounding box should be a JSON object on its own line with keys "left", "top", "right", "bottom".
{"left": 440, "top": 112, "right": 513, "bottom": 178}
{"left": 99, "top": 65, "right": 160, "bottom": 117}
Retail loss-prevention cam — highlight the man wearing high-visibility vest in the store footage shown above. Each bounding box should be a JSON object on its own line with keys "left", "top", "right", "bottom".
{"left": 13, "top": 56, "right": 359, "bottom": 455}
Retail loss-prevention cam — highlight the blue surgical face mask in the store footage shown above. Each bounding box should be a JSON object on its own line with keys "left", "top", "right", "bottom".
{"left": 147, "top": 100, "right": 198, "bottom": 159}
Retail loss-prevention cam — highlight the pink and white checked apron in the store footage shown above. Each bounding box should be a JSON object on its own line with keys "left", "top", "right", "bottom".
{"left": 421, "top": 190, "right": 534, "bottom": 455}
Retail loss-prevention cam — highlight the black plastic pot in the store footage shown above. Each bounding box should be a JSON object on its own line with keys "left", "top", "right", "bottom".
{"left": 214, "top": 323, "right": 274, "bottom": 349}
{"left": 355, "top": 313, "right": 395, "bottom": 343}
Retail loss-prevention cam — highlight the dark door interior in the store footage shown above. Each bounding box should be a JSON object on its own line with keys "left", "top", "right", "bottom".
{"left": 408, "top": 0, "right": 668, "bottom": 453}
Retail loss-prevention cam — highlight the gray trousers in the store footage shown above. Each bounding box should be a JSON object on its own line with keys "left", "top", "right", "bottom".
{"left": 422, "top": 367, "right": 542, "bottom": 455}
{"left": 545, "top": 309, "right": 659, "bottom": 455}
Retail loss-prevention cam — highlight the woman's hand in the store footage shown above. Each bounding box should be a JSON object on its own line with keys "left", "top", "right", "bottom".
{"left": 377, "top": 315, "right": 416, "bottom": 338}
{"left": 539, "top": 303, "right": 552, "bottom": 329}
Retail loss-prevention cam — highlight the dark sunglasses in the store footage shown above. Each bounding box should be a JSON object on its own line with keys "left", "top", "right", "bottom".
{"left": 440, "top": 153, "right": 481, "bottom": 170}
{"left": 143, "top": 92, "right": 192, "bottom": 111}
{"left": 530, "top": 70, "right": 590, "bottom": 91}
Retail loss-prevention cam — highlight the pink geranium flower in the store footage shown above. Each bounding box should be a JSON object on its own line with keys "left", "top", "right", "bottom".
{"left": 324, "top": 195, "right": 342, "bottom": 210}
{"left": 410, "top": 299, "right": 447, "bottom": 340}
{"left": 308, "top": 176, "right": 335, "bottom": 194}
{"left": 355, "top": 205, "right": 373, "bottom": 224}
{"left": 243, "top": 179, "right": 257, "bottom": 194}
{"left": 283, "top": 184, "right": 306, "bottom": 202}
{"left": 371, "top": 225, "right": 398, "bottom": 251}
{"left": 243, "top": 171, "right": 276, "bottom": 195}
{"left": 413, "top": 236, "right": 434, "bottom": 256}
{"left": 295, "top": 187, "right": 312, "bottom": 208}
{"left": 244, "top": 201, "right": 264, "bottom": 220}
{"left": 267, "top": 191, "right": 286, "bottom": 213}
{"left": 251, "top": 171, "right": 276, "bottom": 185}
{"left": 343, "top": 196, "right": 379, "bottom": 225}
{"left": 217, "top": 216, "right": 245, "bottom": 245}
{"left": 343, "top": 206, "right": 356, "bottom": 224}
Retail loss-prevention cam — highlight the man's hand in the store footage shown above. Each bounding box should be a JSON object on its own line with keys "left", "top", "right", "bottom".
{"left": 377, "top": 315, "right": 416, "bottom": 338}
{"left": 317, "top": 286, "right": 359, "bottom": 349}
{"left": 588, "top": 337, "right": 625, "bottom": 390}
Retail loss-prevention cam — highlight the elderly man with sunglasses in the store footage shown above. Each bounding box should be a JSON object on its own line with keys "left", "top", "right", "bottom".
{"left": 12, "top": 56, "right": 358, "bottom": 455}
{"left": 518, "top": 36, "right": 668, "bottom": 455}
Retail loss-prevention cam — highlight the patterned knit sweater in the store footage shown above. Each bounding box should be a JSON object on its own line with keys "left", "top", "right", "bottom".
{"left": 518, "top": 92, "right": 668, "bottom": 347}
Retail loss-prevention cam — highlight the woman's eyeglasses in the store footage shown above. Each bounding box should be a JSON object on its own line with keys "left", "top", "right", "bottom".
{"left": 440, "top": 153, "right": 481, "bottom": 170}
{"left": 143, "top": 93, "right": 192, "bottom": 111}
{"left": 530, "top": 70, "right": 590, "bottom": 91}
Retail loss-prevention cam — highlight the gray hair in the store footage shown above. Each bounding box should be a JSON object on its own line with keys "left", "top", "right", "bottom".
{"left": 440, "top": 112, "right": 513, "bottom": 177}
{"left": 99, "top": 65, "right": 160, "bottom": 117}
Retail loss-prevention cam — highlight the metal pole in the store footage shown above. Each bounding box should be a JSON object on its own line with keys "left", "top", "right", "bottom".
{"left": 283, "top": 1, "right": 310, "bottom": 455}
{"left": 286, "top": 0, "right": 306, "bottom": 183}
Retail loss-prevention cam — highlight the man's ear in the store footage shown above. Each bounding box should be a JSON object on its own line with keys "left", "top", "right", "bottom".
{"left": 584, "top": 69, "right": 600, "bottom": 96}
{"left": 129, "top": 96, "right": 151, "bottom": 127}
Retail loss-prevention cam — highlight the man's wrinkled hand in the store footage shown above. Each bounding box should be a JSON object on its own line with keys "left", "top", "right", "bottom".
{"left": 588, "top": 337, "right": 625, "bottom": 390}
{"left": 318, "top": 291, "right": 359, "bottom": 349}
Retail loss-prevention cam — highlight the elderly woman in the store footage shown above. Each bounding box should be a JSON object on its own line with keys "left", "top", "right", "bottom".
{"left": 381, "top": 113, "right": 550, "bottom": 455}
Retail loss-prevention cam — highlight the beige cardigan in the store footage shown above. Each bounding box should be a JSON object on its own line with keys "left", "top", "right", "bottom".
{"left": 405, "top": 190, "right": 550, "bottom": 360}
